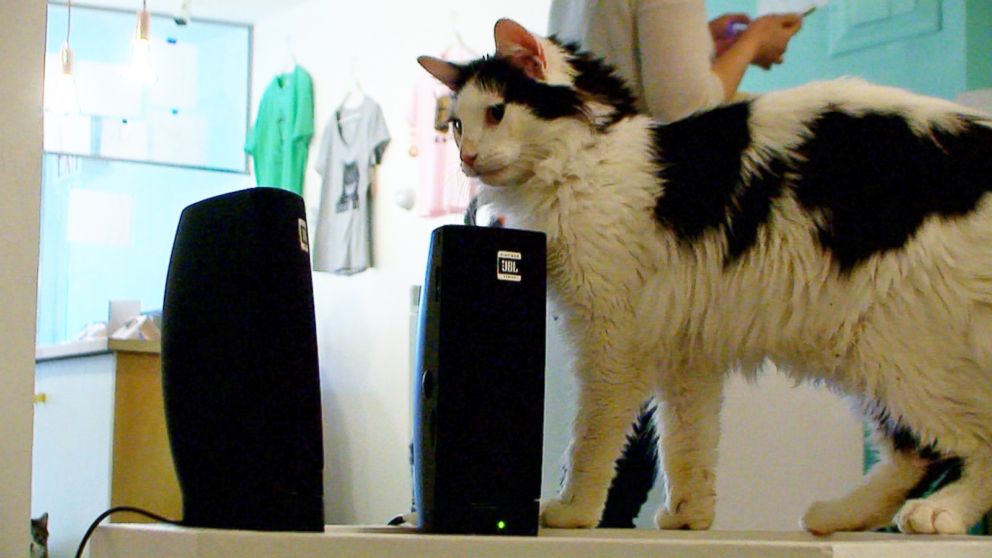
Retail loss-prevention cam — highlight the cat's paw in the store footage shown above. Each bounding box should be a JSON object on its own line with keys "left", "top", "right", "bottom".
{"left": 654, "top": 499, "right": 714, "bottom": 530}
{"left": 802, "top": 499, "right": 858, "bottom": 535}
{"left": 894, "top": 499, "right": 967, "bottom": 535}
{"left": 540, "top": 498, "right": 601, "bottom": 528}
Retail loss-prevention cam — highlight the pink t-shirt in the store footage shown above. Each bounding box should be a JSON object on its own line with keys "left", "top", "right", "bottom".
{"left": 409, "top": 47, "right": 478, "bottom": 217}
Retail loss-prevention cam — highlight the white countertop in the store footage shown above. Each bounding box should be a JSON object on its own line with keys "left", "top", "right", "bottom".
{"left": 90, "top": 524, "right": 992, "bottom": 558}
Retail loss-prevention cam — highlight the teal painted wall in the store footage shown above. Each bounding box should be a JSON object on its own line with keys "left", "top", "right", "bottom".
{"left": 706, "top": 0, "right": 974, "bottom": 100}
{"left": 965, "top": 0, "right": 992, "bottom": 90}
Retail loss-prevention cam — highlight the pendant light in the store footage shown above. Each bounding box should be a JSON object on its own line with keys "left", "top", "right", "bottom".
{"left": 128, "top": 0, "right": 157, "bottom": 84}
{"left": 52, "top": 0, "right": 80, "bottom": 114}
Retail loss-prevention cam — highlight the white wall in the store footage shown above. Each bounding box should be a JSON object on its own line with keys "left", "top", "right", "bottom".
{"left": 251, "top": 0, "right": 551, "bottom": 525}
{"left": 0, "top": 1, "right": 46, "bottom": 555}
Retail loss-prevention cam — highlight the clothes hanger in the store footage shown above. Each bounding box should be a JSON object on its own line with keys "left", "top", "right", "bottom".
{"left": 447, "top": 10, "right": 478, "bottom": 58}
{"left": 338, "top": 58, "right": 366, "bottom": 115}
{"left": 281, "top": 34, "right": 297, "bottom": 74}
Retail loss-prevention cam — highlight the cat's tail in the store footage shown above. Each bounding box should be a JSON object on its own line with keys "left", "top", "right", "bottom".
{"left": 598, "top": 400, "right": 659, "bottom": 528}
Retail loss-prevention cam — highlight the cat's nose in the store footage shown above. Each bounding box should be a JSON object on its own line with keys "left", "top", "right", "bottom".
{"left": 460, "top": 152, "right": 477, "bottom": 168}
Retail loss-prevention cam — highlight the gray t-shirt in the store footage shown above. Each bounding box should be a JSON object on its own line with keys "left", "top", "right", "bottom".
{"left": 313, "top": 97, "right": 390, "bottom": 274}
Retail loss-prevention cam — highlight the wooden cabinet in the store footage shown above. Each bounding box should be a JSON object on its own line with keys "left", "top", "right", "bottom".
{"left": 110, "top": 348, "right": 182, "bottom": 524}
{"left": 32, "top": 341, "right": 181, "bottom": 557}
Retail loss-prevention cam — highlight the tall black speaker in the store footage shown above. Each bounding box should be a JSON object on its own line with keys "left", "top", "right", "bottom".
{"left": 414, "top": 225, "right": 546, "bottom": 535}
{"left": 162, "top": 187, "right": 324, "bottom": 531}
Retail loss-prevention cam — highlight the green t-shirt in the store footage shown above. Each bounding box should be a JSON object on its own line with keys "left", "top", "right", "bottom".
{"left": 245, "top": 65, "right": 314, "bottom": 195}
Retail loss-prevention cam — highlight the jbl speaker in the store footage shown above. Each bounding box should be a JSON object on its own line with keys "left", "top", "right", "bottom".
{"left": 414, "top": 225, "right": 547, "bottom": 535}
{"left": 162, "top": 187, "right": 324, "bottom": 531}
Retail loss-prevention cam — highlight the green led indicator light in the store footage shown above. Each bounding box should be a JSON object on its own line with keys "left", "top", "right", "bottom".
{"left": 497, "top": 520, "right": 507, "bottom": 530}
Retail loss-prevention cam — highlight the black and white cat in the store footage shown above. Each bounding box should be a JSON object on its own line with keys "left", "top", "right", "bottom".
{"left": 419, "top": 19, "right": 992, "bottom": 535}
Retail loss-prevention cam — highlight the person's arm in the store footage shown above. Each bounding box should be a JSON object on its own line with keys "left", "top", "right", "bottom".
{"left": 711, "top": 13, "right": 803, "bottom": 98}
{"left": 636, "top": 1, "right": 803, "bottom": 121}
{"left": 636, "top": 0, "right": 726, "bottom": 122}
{"left": 710, "top": 27, "right": 760, "bottom": 100}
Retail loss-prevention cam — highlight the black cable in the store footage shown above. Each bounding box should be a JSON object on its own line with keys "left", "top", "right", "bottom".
{"left": 75, "top": 506, "right": 181, "bottom": 558}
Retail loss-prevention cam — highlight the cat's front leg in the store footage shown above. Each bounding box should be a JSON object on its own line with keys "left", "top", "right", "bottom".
{"left": 543, "top": 370, "right": 647, "bottom": 528}
{"left": 654, "top": 368, "right": 724, "bottom": 530}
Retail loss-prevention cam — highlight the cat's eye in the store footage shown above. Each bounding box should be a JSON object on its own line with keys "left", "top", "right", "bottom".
{"left": 486, "top": 103, "right": 506, "bottom": 125}
{"left": 451, "top": 118, "right": 462, "bottom": 135}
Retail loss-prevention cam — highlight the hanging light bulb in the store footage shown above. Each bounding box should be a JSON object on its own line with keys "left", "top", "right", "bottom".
{"left": 129, "top": 0, "right": 157, "bottom": 84}
{"left": 51, "top": 0, "right": 80, "bottom": 114}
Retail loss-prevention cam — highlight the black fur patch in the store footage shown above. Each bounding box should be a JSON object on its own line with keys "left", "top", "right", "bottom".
{"left": 793, "top": 111, "right": 992, "bottom": 272}
{"left": 554, "top": 39, "right": 639, "bottom": 127}
{"left": 889, "top": 423, "right": 943, "bottom": 461}
{"left": 450, "top": 41, "right": 638, "bottom": 129}
{"left": 725, "top": 157, "right": 788, "bottom": 264}
{"left": 867, "top": 407, "right": 965, "bottom": 500}
{"left": 906, "top": 457, "right": 964, "bottom": 501}
{"left": 652, "top": 103, "right": 992, "bottom": 270}
{"left": 452, "top": 56, "right": 587, "bottom": 121}
{"left": 652, "top": 101, "right": 754, "bottom": 249}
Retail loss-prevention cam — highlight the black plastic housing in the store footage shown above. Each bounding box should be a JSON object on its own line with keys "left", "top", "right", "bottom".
{"left": 414, "top": 225, "right": 547, "bottom": 536}
{"left": 162, "top": 188, "right": 324, "bottom": 531}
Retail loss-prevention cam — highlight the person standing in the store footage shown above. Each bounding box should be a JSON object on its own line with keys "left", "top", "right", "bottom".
{"left": 549, "top": 0, "right": 803, "bottom": 122}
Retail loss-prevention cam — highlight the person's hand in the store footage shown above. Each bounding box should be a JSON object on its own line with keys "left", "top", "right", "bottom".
{"left": 740, "top": 13, "right": 802, "bottom": 69}
{"left": 709, "top": 13, "right": 751, "bottom": 57}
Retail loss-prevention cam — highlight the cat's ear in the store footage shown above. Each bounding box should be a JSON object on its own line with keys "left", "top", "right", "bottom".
{"left": 418, "top": 56, "right": 461, "bottom": 91}
{"left": 494, "top": 18, "right": 547, "bottom": 81}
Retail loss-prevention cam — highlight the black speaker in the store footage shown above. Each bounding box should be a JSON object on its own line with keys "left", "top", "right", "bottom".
{"left": 414, "top": 225, "right": 546, "bottom": 535}
{"left": 162, "top": 187, "right": 324, "bottom": 531}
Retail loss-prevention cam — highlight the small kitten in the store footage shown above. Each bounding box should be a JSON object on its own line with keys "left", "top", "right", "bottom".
{"left": 419, "top": 19, "right": 992, "bottom": 535}
{"left": 30, "top": 513, "right": 48, "bottom": 558}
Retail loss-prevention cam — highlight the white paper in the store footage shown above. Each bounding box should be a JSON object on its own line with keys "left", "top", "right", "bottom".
{"left": 99, "top": 117, "right": 150, "bottom": 160}
{"left": 66, "top": 189, "right": 135, "bottom": 247}
{"left": 147, "top": 111, "right": 208, "bottom": 166}
{"left": 148, "top": 39, "right": 199, "bottom": 111}
{"left": 757, "top": 0, "right": 828, "bottom": 15}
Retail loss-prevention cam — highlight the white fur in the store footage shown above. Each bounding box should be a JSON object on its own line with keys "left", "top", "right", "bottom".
{"left": 445, "top": 35, "right": 992, "bottom": 534}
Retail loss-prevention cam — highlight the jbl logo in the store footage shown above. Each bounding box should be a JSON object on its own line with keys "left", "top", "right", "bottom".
{"left": 497, "top": 250, "right": 522, "bottom": 282}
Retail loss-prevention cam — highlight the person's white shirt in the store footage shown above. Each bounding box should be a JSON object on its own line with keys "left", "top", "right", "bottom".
{"left": 549, "top": 0, "right": 725, "bottom": 123}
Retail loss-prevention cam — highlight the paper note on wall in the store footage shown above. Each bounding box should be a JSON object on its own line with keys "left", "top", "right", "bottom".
{"left": 44, "top": 113, "right": 93, "bottom": 154}
{"left": 99, "top": 117, "right": 150, "bottom": 160}
{"left": 757, "top": 0, "right": 828, "bottom": 15}
{"left": 66, "top": 189, "right": 135, "bottom": 247}
{"left": 149, "top": 39, "right": 198, "bottom": 111}
{"left": 147, "top": 111, "right": 208, "bottom": 166}
{"left": 75, "top": 60, "right": 143, "bottom": 118}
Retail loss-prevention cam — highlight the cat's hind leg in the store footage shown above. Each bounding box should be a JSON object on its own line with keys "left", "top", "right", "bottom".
{"left": 886, "top": 367, "right": 992, "bottom": 533}
{"left": 873, "top": 387, "right": 992, "bottom": 533}
{"left": 894, "top": 450, "right": 992, "bottom": 534}
{"left": 542, "top": 371, "right": 649, "bottom": 528}
{"left": 801, "top": 427, "right": 929, "bottom": 535}
{"left": 653, "top": 364, "right": 724, "bottom": 530}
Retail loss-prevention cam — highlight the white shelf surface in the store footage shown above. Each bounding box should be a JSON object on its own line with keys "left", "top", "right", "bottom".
{"left": 91, "top": 524, "right": 992, "bottom": 558}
